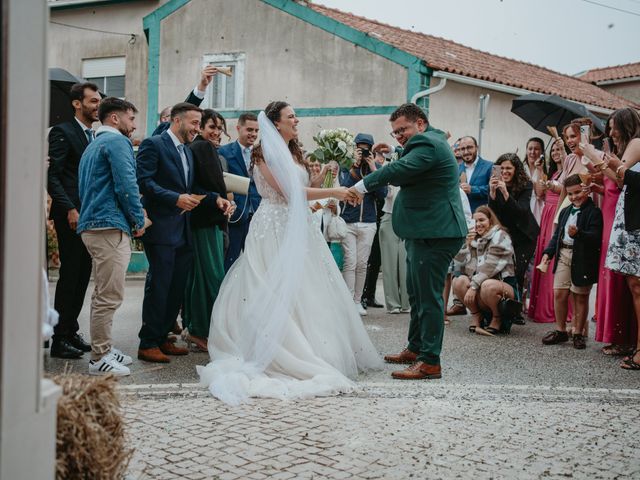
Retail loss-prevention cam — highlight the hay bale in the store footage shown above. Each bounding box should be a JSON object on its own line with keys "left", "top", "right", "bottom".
{"left": 53, "top": 373, "right": 133, "bottom": 480}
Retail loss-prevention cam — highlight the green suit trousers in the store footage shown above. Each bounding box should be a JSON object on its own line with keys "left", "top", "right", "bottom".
{"left": 405, "top": 237, "right": 464, "bottom": 365}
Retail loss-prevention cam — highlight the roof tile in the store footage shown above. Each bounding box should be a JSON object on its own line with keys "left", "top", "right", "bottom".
{"left": 308, "top": 2, "right": 637, "bottom": 110}
{"left": 579, "top": 62, "right": 640, "bottom": 83}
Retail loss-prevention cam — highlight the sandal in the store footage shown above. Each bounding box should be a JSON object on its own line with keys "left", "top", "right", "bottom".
{"left": 602, "top": 344, "right": 635, "bottom": 357}
{"left": 484, "top": 326, "right": 501, "bottom": 336}
{"left": 468, "top": 311, "right": 480, "bottom": 333}
{"left": 475, "top": 327, "right": 494, "bottom": 337}
{"left": 621, "top": 351, "right": 640, "bottom": 370}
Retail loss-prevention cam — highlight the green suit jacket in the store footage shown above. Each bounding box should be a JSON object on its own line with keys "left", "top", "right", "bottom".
{"left": 364, "top": 126, "right": 467, "bottom": 240}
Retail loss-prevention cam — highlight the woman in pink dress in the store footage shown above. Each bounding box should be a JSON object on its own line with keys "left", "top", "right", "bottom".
{"left": 528, "top": 139, "right": 565, "bottom": 323}
{"left": 594, "top": 163, "right": 637, "bottom": 356}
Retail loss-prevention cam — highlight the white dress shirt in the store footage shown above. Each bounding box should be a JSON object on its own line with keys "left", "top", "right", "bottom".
{"left": 75, "top": 117, "right": 94, "bottom": 143}
{"left": 562, "top": 208, "right": 580, "bottom": 245}
{"left": 464, "top": 156, "right": 479, "bottom": 181}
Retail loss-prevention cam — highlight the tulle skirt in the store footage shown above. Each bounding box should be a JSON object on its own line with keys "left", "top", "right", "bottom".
{"left": 197, "top": 201, "right": 382, "bottom": 404}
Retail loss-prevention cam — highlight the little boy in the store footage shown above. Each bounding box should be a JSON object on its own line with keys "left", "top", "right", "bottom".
{"left": 540, "top": 174, "right": 603, "bottom": 349}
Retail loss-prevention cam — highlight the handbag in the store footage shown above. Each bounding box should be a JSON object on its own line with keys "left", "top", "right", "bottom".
{"left": 326, "top": 214, "right": 347, "bottom": 242}
{"left": 496, "top": 276, "right": 522, "bottom": 334}
{"left": 223, "top": 172, "right": 250, "bottom": 195}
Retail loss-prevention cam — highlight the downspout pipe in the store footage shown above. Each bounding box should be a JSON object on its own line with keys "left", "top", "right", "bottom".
{"left": 410, "top": 77, "right": 447, "bottom": 105}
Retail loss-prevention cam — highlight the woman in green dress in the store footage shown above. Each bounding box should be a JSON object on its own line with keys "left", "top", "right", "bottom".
{"left": 184, "top": 110, "right": 233, "bottom": 351}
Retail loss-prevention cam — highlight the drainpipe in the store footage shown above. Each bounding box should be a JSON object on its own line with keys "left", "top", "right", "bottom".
{"left": 410, "top": 77, "right": 447, "bottom": 105}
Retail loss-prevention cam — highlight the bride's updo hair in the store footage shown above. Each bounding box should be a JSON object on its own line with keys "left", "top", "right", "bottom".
{"left": 251, "top": 101, "right": 306, "bottom": 171}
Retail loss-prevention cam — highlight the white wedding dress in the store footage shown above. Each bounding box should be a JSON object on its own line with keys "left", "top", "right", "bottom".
{"left": 197, "top": 113, "right": 382, "bottom": 405}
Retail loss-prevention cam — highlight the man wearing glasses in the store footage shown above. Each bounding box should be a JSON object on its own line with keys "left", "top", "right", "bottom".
{"left": 347, "top": 103, "right": 467, "bottom": 380}
{"left": 458, "top": 136, "right": 492, "bottom": 213}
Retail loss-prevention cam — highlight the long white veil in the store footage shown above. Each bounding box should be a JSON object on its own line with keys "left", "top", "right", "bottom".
{"left": 202, "top": 111, "right": 309, "bottom": 405}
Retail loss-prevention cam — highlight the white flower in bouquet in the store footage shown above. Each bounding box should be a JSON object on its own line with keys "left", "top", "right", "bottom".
{"left": 310, "top": 127, "right": 356, "bottom": 187}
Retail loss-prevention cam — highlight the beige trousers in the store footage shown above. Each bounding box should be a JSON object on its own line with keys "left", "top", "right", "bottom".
{"left": 341, "top": 222, "right": 377, "bottom": 303}
{"left": 81, "top": 229, "right": 131, "bottom": 360}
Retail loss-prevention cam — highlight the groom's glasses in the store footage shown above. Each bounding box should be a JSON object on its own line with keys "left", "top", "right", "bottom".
{"left": 390, "top": 126, "right": 409, "bottom": 138}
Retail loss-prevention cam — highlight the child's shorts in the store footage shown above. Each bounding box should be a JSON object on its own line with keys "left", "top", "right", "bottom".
{"left": 553, "top": 248, "right": 592, "bottom": 295}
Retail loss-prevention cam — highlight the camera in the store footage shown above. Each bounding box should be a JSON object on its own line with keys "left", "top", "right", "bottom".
{"left": 361, "top": 148, "right": 370, "bottom": 159}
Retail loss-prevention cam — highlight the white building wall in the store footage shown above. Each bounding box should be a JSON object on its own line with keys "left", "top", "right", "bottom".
{"left": 158, "top": 0, "right": 407, "bottom": 113}
{"left": 428, "top": 80, "right": 551, "bottom": 162}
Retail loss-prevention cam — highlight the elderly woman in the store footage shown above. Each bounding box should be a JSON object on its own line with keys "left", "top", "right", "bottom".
{"left": 453, "top": 205, "right": 517, "bottom": 335}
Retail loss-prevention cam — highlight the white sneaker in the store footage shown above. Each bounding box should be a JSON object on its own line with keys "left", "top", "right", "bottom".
{"left": 401, "top": 307, "right": 411, "bottom": 313}
{"left": 89, "top": 352, "right": 130, "bottom": 377}
{"left": 356, "top": 302, "right": 368, "bottom": 316}
{"left": 110, "top": 347, "right": 133, "bottom": 366}
{"left": 388, "top": 307, "right": 401, "bottom": 314}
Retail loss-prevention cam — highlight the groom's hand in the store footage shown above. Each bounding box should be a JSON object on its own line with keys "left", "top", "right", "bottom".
{"left": 346, "top": 187, "right": 363, "bottom": 206}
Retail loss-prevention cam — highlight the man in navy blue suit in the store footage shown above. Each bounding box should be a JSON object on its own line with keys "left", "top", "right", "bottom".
{"left": 219, "top": 112, "right": 261, "bottom": 271}
{"left": 136, "top": 102, "right": 231, "bottom": 363}
{"left": 458, "top": 136, "right": 493, "bottom": 213}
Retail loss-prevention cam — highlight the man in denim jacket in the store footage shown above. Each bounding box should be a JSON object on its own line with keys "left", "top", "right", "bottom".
{"left": 77, "top": 97, "right": 146, "bottom": 377}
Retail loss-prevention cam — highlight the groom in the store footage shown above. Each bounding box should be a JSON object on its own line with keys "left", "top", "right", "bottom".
{"left": 348, "top": 103, "right": 467, "bottom": 380}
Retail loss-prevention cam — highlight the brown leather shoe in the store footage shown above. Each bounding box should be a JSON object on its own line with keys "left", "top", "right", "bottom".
{"left": 159, "top": 341, "right": 189, "bottom": 356}
{"left": 185, "top": 334, "right": 208, "bottom": 352}
{"left": 384, "top": 348, "right": 418, "bottom": 364}
{"left": 391, "top": 361, "right": 441, "bottom": 380}
{"left": 446, "top": 304, "right": 467, "bottom": 316}
{"left": 138, "top": 347, "right": 170, "bottom": 363}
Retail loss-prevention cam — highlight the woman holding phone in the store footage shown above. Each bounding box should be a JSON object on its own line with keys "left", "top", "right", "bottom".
{"left": 528, "top": 139, "right": 567, "bottom": 323}
{"left": 488, "top": 153, "right": 540, "bottom": 301}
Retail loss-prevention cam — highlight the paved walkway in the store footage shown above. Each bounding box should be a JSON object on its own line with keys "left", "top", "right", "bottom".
{"left": 122, "top": 382, "right": 640, "bottom": 479}
{"left": 44, "top": 281, "right": 640, "bottom": 479}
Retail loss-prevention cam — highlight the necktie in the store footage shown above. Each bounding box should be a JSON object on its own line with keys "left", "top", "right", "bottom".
{"left": 242, "top": 147, "right": 251, "bottom": 171}
{"left": 177, "top": 144, "right": 189, "bottom": 184}
{"left": 85, "top": 129, "right": 93, "bottom": 144}
{"left": 569, "top": 206, "right": 581, "bottom": 215}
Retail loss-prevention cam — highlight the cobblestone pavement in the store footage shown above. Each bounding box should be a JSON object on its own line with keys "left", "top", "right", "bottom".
{"left": 122, "top": 381, "right": 640, "bottom": 479}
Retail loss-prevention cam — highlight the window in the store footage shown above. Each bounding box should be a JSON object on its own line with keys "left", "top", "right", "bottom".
{"left": 202, "top": 53, "right": 245, "bottom": 110}
{"left": 82, "top": 56, "right": 126, "bottom": 98}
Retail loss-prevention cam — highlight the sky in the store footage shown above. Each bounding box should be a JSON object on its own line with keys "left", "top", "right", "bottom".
{"left": 317, "top": 0, "right": 639, "bottom": 75}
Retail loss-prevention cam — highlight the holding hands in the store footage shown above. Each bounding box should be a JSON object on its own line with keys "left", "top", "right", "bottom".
{"left": 344, "top": 186, "right": 363, "bottom": 206}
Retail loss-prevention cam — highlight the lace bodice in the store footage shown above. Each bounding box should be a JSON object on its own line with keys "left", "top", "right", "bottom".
{"left": 253, "top": 163, "right": 309, "bottom": 205}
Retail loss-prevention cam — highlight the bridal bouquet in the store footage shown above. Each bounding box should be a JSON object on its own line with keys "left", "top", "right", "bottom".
{"left": 310, "top": 128, "right": 355, "bottom": 187}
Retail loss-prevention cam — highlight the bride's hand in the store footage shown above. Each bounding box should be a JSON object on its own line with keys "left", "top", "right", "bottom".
{"left": 332, "top": 186, "right": 350, "bottom": 202}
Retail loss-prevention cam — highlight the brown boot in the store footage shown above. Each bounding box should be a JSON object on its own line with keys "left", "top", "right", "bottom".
{"left": 391, "top": 362, "right": 441, "bottom": 380}
{"left": 383, "top": 348, "right": 418, "bottom": 364}
{"left": 159, "top": 341, "right": 189, "bottom": 356}
{"left": 138, "top": 347, "right": 170, "bottom": 363}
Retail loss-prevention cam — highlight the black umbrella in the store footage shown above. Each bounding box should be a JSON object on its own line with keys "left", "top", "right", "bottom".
{"left": 49, "top": 67, "right": 105, "bottom": 127}
{"left": 511, "top": 93, "right": 605, "bottom": 135}
{"left": 49, "top": 67, "right": 86, "bottom": 127}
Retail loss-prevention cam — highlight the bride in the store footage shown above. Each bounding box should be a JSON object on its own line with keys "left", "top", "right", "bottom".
{"left": 197, "top": 101, "right": 383, "bottom": 404}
